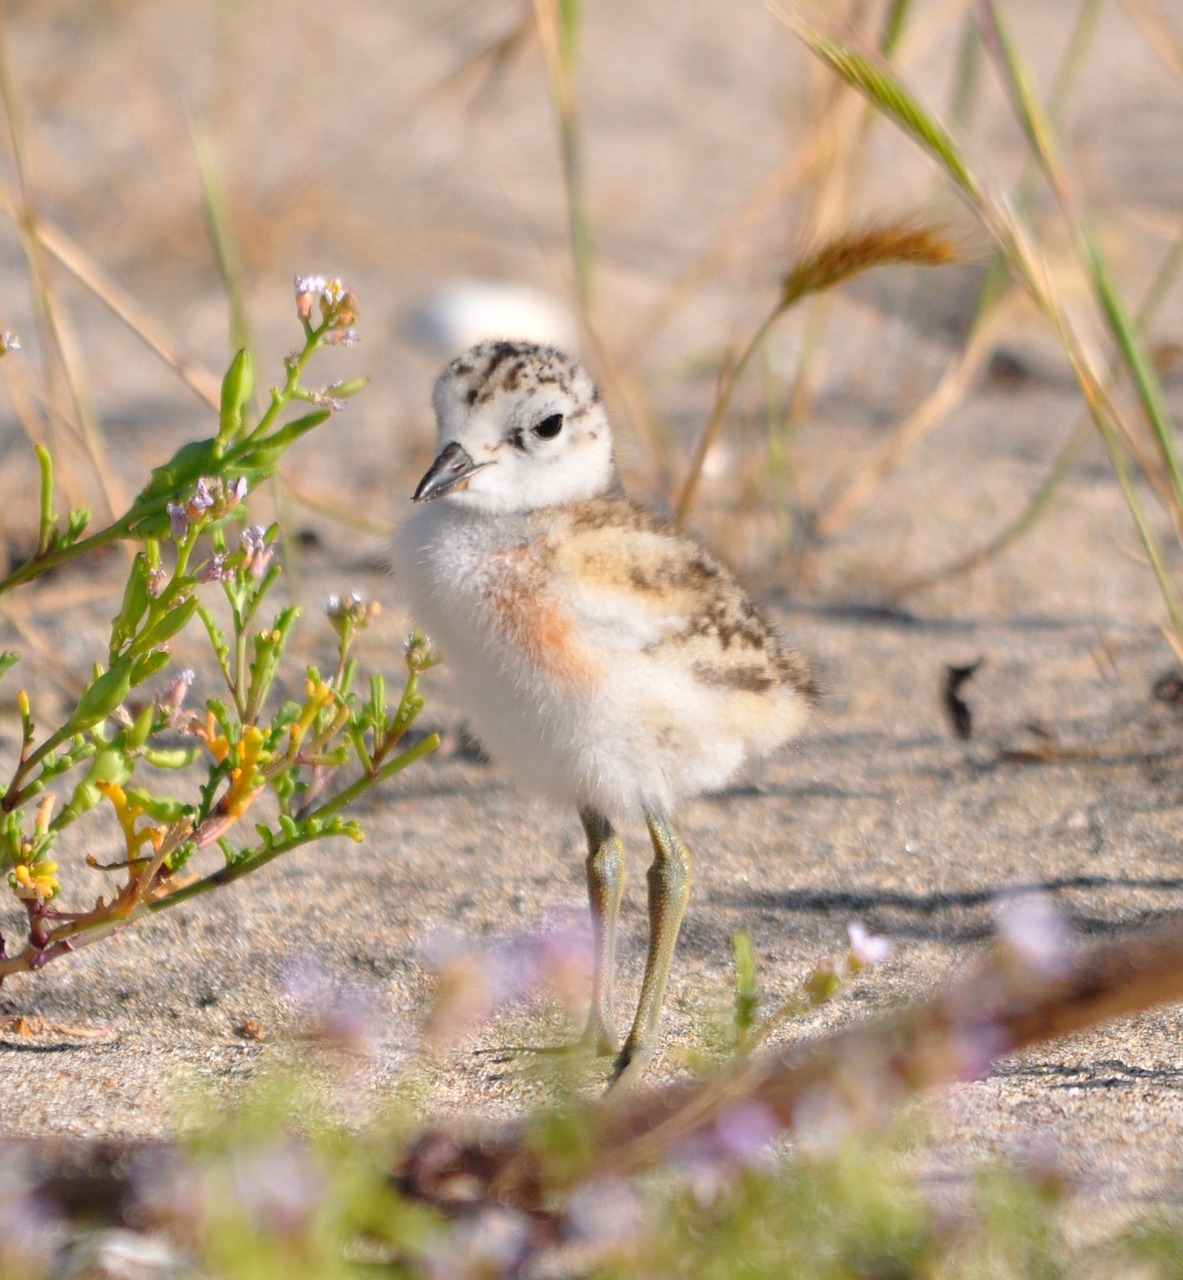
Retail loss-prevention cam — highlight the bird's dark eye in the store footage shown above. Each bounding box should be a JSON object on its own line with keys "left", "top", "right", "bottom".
{"left": 533, "top": 413, "right": 564, "bottom": 440}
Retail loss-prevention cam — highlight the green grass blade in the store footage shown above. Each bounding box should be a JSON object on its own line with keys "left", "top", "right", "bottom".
{"left": 781, "top": 17, "right": 979, "bottom": 199}
{"left": 193, "top": 129, "right": 252, "bottom": 357}
{"left": 979, "top": 2, "right": 1183, "bottom": 509}
{"left": 1082, "top": 224, "right": 1183, "bottom": 507}
{"left": 879, "top": 0, "right": 914, "bottom": 56}
{"left": 977, "top": 1, "right": 1061, "bottom": 170}
{"left": 949, "top": 13, "right": 983, "bottom": 128}
{"left": 1097, "top": 410, "right": 1183, "bottom": 637}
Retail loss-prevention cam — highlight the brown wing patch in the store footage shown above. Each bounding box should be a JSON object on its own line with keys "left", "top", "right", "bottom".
{"left": 692, "top": 660, "right": 775, "bottom": 693}
{"left": 566, "top": 498, "right": 666, "bottom": 536}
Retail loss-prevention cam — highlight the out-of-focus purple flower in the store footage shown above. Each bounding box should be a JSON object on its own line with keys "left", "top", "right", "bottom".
{"left": 847, "top": 920, "right": 893, "bottom": 970}
{"left": 282, "top": 958, "right": 387, "bottom": 1058}
{"left": 427, "top": 1206, "right": 533, "bottom": 1280}
{"left": 58, "top": 1229, "right": 184, "bottom": 1278}
{"left": 992, "top": 890, "right": 1076, "bottom": 980}
{"left": 146, "top": 566, "right": 167, "bottom": 598}
{"left": 714, "top": 1100, "right": 781, "bottom": 1168}
{"left": 0, "top": 330, "right": 20, "bottom": 354}
{"left": 422, "top": 922, "right": 594, "bottom": 1050}
{"left": 239, "top": 525, "right": 274, "bottom": 578}
{"left": 230, "top": 476, "right": 249, "bottom": 503}
{"left": 669, "top": 1101, "right": 787, "bottom": 1206}
{"left": 564, "top": 1178, "right": 645, "bottom": 1247}
{"left": 229, "top": 1136, "right": 324, "bottom": 1239}
{"left": 946, "top": 1014, "right": 1011, "bottom": 1082}
{"left": 791, "top": 1083, "right": 856, "bottom": 1155}
{"left": 0, "top": 1161, "right": 63, "bottom": 1272}
{"left": 157, "top": 668, "right": 195, "bottom": 726}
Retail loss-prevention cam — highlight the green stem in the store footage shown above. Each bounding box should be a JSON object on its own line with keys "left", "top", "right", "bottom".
{"left": 245, "top": 325, "right": 325, "bottom": 442}
{"left": 0, "top": 322, "right": 330, "bottom": 600}
{"left": 308, "top": 732, "right": 440, "bottom": 823}
{"left": 4, "top": 724, "right": 79, "bottom": 812}
{"left": 152, "top": 734, "right": 438, "bottom": 912}
{"left": 0, "top": 516, "right": 133, "bottom": 597}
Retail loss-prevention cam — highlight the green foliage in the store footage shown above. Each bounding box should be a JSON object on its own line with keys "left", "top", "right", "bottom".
{"left": 0, "top": 279, "right": 439, "bottom": 984}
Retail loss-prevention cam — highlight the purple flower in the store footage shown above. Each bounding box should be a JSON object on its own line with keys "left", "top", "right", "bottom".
{"left": 282, "top": 958, "right": 390, "bottom": 1058}
{"left": 713, "top": 1100, "right": 781, "bottom": 1168}
{"left": 158, "top": 668, "right": 195, "bottom": 721}
{"left": 791, "top": 1083, "right": 856, "bottom": 1154}
{"left": 564, "top": 1178, "right": 645, "bottom": 1247}
{"left": 190, "top": 477, "right": 216, "bottom": 515}
{"left": 421, "top": 921, "right": 593, "bottom": 1049}
{"left": 847, "top": 920, "right": 893, "bottom": 969}
{"left": 229, "top": 1137, "right": 324, "bottom": 1239}
{"left": 167, "top": 501, "right": 189, "bottom": 540}
{"left": 992, "top": 890, "right": 1075, "bottom": 980}
{"left": 428, "top": 1206, "right": 532, "bottom": 1280}
{"left": 196, "top": 552, "right": 228, "bottom": 583}
{"left": 239, "top": 525, "right": 274, "bottom": 578}
{"left": 0, "top": 1162, "right": 63, "bottom": 1270}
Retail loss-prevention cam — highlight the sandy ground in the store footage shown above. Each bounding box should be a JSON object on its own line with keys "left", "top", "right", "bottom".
{"left": 0, "top": 0, "right": 1181, "bottom": 1216}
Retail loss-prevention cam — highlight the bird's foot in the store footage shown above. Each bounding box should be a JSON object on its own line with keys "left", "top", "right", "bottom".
{"left": 605, "top": 1037, "right": 654, "bottom": 1091}
{"left": 578, "top": 1014, "right": 620, "bottom": 1059}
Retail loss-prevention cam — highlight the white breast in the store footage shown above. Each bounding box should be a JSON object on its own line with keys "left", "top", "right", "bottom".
{"left": 393, "top": 502, "right": 608, "bottom": 809}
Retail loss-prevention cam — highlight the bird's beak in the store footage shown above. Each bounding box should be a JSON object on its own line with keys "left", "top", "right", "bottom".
{"left": 411, "top": 441, "right": 490, "bottom": 503}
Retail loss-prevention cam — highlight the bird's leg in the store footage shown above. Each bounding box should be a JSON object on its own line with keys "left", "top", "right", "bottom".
{"left": 579, "top": 807, "right": 626, "bottom": 1056}
{"left": 610, "top": 810, "right": 692, "bottom": 1087}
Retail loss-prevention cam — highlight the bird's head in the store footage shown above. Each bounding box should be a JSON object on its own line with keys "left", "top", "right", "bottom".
{"left": 411, "top": 340, "right": 618, "bottom": 513}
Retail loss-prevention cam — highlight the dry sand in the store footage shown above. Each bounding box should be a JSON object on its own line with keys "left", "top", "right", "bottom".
{"left": 0, "top": 0, "right": 1181, "bottom": 1215}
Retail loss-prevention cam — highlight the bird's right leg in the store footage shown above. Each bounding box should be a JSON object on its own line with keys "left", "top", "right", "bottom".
{"left": 579, "top": 807, "right": 626, "bottom": 1056}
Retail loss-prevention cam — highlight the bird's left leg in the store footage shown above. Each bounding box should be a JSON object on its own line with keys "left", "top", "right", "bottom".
{"left": 610, "top": 809, "right": 691, "bottom": 1086}
{"left": 579, "top": 807, "right": 626, "bottom": 1056}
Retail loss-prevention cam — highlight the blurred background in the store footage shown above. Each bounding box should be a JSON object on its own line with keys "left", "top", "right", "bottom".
{"left": 4, "top": 2, "right": 1183, "bottom": 1160}
{"left": 0, "top": 0, "right": 1179, "bottom": 659}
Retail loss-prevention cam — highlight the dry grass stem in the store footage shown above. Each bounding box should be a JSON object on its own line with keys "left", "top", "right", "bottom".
{"left": 1118, "top": 0, "right": 1183, "bottom": 83}
{"left": 6, "top": 205, "right": 222, "bottom": 410}
{"left": 676, "top": 219, "right": 954, "bottom": 524}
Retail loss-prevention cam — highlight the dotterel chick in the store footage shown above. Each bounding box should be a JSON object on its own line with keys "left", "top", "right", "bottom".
{"left": 395, "top": 340, "right": 816, "bottom": 1085}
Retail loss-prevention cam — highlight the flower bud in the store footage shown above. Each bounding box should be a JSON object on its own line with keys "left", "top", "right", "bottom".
{"left": 126, "top": 701, "right": 156, "bottom": 751}
{"left": 324, "top": 376, "right": 368, "bottom": 400}
{"left": 130, "top": 649, "right": 172, "bottom": 686}
{"left": 219, "top": 348, "right": 255, "bottom": 443}
{"left": 137, "top": 594, "right": 200, "bottom": 651}
{"left": 70, "top": 659, "right": 133, "bottom": 731}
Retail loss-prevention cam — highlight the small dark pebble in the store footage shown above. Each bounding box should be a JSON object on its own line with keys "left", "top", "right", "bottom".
{"left": 943, "top": 658, "right": 985, "bottom": 741}
{"left": 1152, "top": 670, "right": 1183, "bottom": 706}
